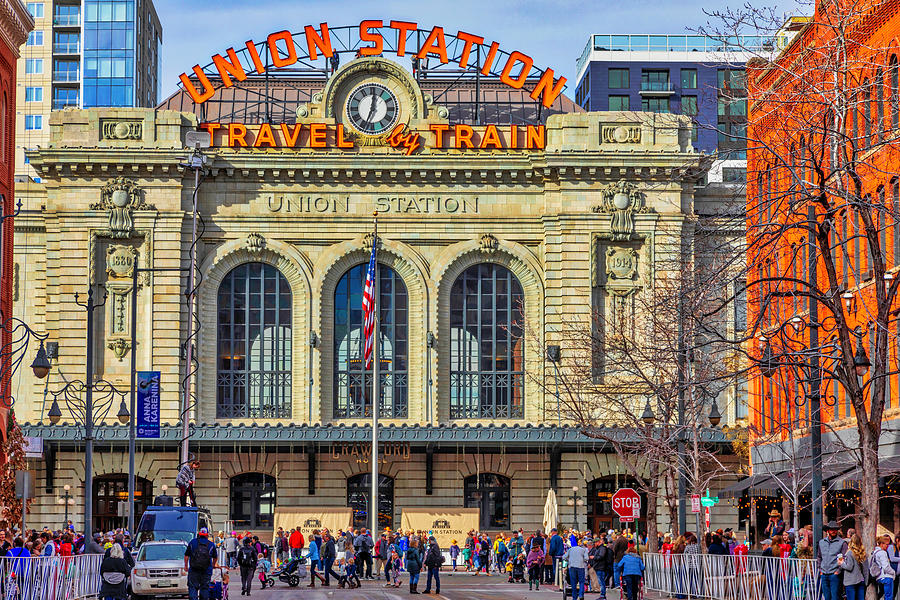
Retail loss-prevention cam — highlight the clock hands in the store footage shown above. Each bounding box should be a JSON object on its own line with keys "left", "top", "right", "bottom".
{"left": 365, "top": 88, "right": 379, "bottom": 125}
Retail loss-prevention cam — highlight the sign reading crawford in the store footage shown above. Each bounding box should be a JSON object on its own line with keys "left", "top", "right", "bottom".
{"left": 179, "top": 20, "right": 566, "bottom": 109}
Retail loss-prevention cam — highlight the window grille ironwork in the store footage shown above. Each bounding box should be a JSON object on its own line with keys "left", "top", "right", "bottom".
{"left": 449, "top": 263, "right": 524, "bottom": 419}
{"left": 216, "top": 262, "right": 292, "bottom": 419}
{"left": 334, "top": 263, "right": 408, "bottom": 419}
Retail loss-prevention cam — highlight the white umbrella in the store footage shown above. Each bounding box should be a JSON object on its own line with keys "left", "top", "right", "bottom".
{"left": 543, "top": 488, "right": 559, "bottom": 533}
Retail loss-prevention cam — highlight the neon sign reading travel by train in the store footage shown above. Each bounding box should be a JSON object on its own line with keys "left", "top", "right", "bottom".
{"left": 178, "top": 20, "right": 567, "bottom": 109}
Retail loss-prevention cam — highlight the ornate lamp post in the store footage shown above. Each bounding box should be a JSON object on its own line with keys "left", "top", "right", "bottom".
{"left": 47, "top": 287, "right": 128, "bottom": 537}
{"left": 57, "top": 484, "right": 75, "bottom": 527}
{"left": 566, "top": 485, "right": 584, "bottom": 530}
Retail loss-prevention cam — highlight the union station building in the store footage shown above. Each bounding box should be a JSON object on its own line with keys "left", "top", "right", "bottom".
{"left": 11, "top": 26, "right": 744, "bottom": 536}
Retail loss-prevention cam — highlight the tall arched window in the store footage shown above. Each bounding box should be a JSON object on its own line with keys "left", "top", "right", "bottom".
{"left": 217, "top": 263, "right": 292, "bottom": 418}
{"left": 347, "top": 473, "right": 394, "bottom": 530}
{"left": 464, "top": 473, "right": 511, "bottom": 530}
{"left": 334, "top": 263, "right": 408, "bottom": 418}
{"left": 449, "top": 263, "right": 524, "bottom": 419}
{"left": 230, "top": 473, "right": 276, "bottom": 528}
{"left": 891, "top": 55, "right": 899, "bottom": 129}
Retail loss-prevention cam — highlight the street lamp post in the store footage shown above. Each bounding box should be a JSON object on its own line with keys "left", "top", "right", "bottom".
{"left": 566, "top": 485, "right": 584, "bottom": 530}
{"left": 47, "top": 288, "right": 128, "bottom": 537}
{"left": 57, "top": 484, "right": 75, "bottom": 527}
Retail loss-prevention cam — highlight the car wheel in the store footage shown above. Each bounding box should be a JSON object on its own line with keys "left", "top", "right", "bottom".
{"left": 289, "top": 575, "right": 300, "bottom": 587}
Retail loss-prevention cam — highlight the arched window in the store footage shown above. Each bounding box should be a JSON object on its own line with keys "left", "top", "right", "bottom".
{"left": 891, "top": 55, "right": 899, "bottom": 129}
{"left": 586, "top": 477, "right": 648, "bottom": 536}
{"left": 334, "top": 263, "right": 408, "bottom": 418}
{"left": 94, "top": 474, "right": 152, "bottom": 533}
{"left": 217, "top": 263, "right": 292, "bottom": 418}
{"left": 464, "top": 473, "right": 511, "bottom": 530}
{"left": 347, "top": 473, "right": 394, "bottom": 530}
{"left": 449, "top": 263, "right": 524, "bottom": 419}
{"left": 230, "top": 473, "right": 276, "bottom": 528}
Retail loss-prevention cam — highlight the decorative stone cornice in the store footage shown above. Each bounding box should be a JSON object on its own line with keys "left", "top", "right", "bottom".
{"left": 19, "top": 423, "right": 732, "bottom": 445}
{"left": 0, "top": 0, "right": 34, "bottom": 59}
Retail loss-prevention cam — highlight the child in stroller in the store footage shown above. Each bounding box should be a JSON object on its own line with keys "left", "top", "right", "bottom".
{"left": 270, "top": 555, "right": 307, "bottom": 586}
{"left": 509, "top": 553, "right": 526, "bottom": 583}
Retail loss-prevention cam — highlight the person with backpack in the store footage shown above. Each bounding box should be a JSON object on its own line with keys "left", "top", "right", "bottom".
{"left": 817, "top": 521, "right": 848, "bottom": 600}
{"left": 422, "top": 536, "right": 443, "bottom": 595}
{"left": 183, "top": 527, "right": 218, "bottom": 600}
{"left": 873, "top": 534, "right": 898, "bottom": 600}
{"left": 236, "top": 536, "right": 257, "bottom": 596}
{"left": 495, "top": 534, "right": 509, "bottom": 573}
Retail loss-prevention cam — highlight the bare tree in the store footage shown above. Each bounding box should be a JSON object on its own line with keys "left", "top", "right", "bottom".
{"left": 700, "top": 0, "right": 900, "bottom": 549}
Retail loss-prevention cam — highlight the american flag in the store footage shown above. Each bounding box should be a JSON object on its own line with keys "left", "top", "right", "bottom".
{"left": 362, "top": 242, "right": 377, "bottom": 368}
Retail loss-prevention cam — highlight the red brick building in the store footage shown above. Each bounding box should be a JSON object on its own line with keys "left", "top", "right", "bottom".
{"left": 747, "top": 0, "right": 900, "bottom": 535}
{"left": 0, "top": 1, "right": 32, "bottom": 455}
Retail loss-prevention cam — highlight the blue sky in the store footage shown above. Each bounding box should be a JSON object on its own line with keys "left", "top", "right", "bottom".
{"left": 153, "top": 0, "right": 794, "bottom": 101}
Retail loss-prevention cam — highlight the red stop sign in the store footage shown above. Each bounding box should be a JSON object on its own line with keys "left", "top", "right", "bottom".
{"left": 611, "top": 488, "right": 641, "bottom": 518}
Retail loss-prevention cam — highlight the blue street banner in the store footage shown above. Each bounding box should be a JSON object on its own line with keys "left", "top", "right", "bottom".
{"left": 136, "top": 371, "right": 161, "bottom": 438}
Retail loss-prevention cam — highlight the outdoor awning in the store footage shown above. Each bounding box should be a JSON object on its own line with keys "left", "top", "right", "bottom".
{"left": 719, "top": 474, "right": 771, "bottom": 498}
{"left": 830, "top": 455, "right": 900, "bottom": 490}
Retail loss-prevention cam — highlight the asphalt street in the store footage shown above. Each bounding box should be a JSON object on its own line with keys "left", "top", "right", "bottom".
{"left": 238, "top": 572, "right": 665, "bottom": 599}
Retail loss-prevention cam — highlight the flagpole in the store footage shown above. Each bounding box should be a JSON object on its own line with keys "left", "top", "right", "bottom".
{"left": 371, "top": 211, "right": 379, "bottom": 536}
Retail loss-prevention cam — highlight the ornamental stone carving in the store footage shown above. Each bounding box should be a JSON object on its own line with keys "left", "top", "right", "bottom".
{"left": 592, "top": 181, "right": 651, "bottom": 241}
{"left": 479, "top": 233, "right": 499, "bottom": 253}
{"left": 107, "top": 338, "right": 131, "bottom": 361}
{"left": 363, "top": 232, "right": 381, "bottom": 251}
{"left": 246, "top": 232, "right": 266, "bottom": 253}
{"left": 601, "top": 125, "right": 641, "bottom": 144}
{"left": 606, "top": 247, "right": 639, "bottom": 281}
{"left": 91, "top": 177, "right": 154, "bottom": 239}
{"left": 101, "top": 119, "right": 143, "bottom": 141}
{"left": 106, "top": 245, "right": 138, "bottom": 278}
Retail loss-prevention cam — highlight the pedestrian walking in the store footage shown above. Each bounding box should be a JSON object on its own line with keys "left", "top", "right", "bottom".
{"left": 616, "top": 547, "right": 645, "bottom": 600}
{"left": 874, "top": 534, "right": 897, "bottom": 600}
{"left": 423, "top": 536, "right": 443, "bottom": 595}
{"left": 236, "top": 536, "right": 257, "bottom": 596}
{"left": 817, "top": 521, "right": 847, "bottom": 600}
{"left": 224, "top": 532, "right": 238, "bottom": 568}
{"left": 526, "top": 541, "right": 544, "bottom": 591}
{"left": 589, "top": 536, "right": 611, "bottom": 599}
{"left": 405, "top": 538, "right": 423, "bottom": 594}
{"left": 305, "top": 530, "right": 326, "bottom": 587}
{"left": 838, "top": 533, "right": 866, "bottom": 600}
{"left": 564, "top": 537, "right": 590, "bottom": 600}
{"left": 449, "top": 540, "right": 460, "bottom": 571}
{"left": 183, "top": 527, "right": 218, "bottom": 600}
{"left": 322, "top": 532, "right": 342, "bottom": 586}
{"left": 99, "top": 543, "right": 131, "bottom": 600}
{"left": 354, "top": 528, "right": 374, "bottom": 579}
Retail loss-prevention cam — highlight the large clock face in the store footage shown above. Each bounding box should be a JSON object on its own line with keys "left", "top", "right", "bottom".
{"left": 345, "top": 82, "right": 400, "bottom": 136}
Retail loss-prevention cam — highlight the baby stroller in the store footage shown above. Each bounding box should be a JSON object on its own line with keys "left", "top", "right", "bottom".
{"left": 271, "top": 556, "right": 307, "bottom": 587}
{"left": 510, "top": 557, "right": 526, "bottom": 583}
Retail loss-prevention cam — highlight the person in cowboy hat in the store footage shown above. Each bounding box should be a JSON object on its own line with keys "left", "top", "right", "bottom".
{"left": 818, "top": 521, "right": 848, "bottom": 600}
{"left": 763, "top": 509, "right": 786, "bottom": 539}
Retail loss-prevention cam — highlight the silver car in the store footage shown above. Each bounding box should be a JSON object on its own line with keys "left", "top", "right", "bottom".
{"left": 130, "top": 541, "right": 188, "bottom": 597}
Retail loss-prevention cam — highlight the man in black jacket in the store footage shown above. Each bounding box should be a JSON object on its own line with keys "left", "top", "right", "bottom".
{"left": 423, "top": 537, "right": 443, "bottom": 595}
{"left": 589, "top": 537, "right": 611, "bottom": 598}
{"left": 321, "top": 532, "right": 342, "bottom": 586}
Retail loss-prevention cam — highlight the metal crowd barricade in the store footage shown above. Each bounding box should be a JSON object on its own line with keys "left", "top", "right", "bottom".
{"left": 643, "top": 552, "right": 821, "bottom": 600}
{"left": 0, "top": 554, "right": 103, "bottom": 600}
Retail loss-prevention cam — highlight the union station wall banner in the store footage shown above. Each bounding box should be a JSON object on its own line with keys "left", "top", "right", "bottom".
{"left": 12, "top": 19, "right": 740, "bottom": 536}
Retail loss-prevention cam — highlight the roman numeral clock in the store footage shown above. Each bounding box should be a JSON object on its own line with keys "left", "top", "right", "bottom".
{"left": 346, "top": 82, "right": 399, "bottom": 136}
{"left": 304, "top": 57, "right": 437, "bottom": 148}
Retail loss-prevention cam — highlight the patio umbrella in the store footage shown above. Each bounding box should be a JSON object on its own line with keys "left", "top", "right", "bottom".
{"left": 543, "top": 488, "right": 559, "bottom": 533}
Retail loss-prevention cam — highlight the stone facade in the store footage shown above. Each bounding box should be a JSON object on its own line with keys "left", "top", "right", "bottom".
{"left": 12, "top": 58, "right": 742, "bottom": 536}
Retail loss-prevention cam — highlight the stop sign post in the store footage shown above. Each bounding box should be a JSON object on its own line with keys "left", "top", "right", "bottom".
{"left": 612, "top": 488, "right": 641, "bottom": 529}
